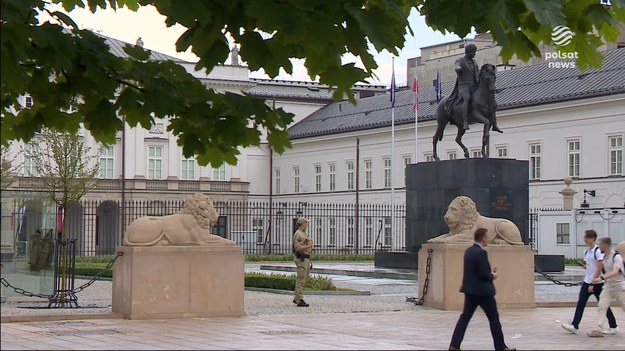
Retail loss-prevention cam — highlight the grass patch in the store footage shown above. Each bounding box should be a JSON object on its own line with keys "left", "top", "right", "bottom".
{"left": 244, "top": 272, "right": 337, "bottom": 291}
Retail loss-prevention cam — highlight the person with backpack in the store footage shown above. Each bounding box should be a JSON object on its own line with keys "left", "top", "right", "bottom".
{"left": 562, "top": 230, "right": 617, "bottom": 334}
{"left": 588, "top": 237, "right": 625, "bottom": 337}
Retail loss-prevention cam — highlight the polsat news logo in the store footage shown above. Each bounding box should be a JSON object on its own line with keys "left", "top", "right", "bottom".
{"left": 545, "top": 0, "right": 612, "bottom": 68}
{"left": 546, "top": 25, "right": 577, "bottom": 68}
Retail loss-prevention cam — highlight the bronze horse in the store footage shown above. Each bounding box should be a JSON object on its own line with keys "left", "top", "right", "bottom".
{"left": 432, "top": 64, "right": 499, "bottom": 161}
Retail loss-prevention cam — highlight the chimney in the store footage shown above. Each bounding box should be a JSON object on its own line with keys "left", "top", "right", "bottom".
{"left": 136, "top": 37, "right": 144, "bottom": 47}
{"left": 559, "top": 177, "right": 577, "bottom": 210}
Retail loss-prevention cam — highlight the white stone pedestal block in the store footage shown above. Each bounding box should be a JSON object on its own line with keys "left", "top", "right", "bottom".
{"left": 112, "top": 245, "right": 244, "bottom": 319}
{"left": 418, "top": 243, "right": 535, "bottom": 310}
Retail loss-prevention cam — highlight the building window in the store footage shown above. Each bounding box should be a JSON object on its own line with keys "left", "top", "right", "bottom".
{"left": 383, "top": 157, "right": 391, "bottom": 188}
{"left": 347, "top": 161, "right": 354, "bottom": 190}
{"left": 347, "top": 217, "right": 354, "bottom": 246}
{"left": 384, "top": 217, "right": 392, "bottom": 246}
{"left": 25, "top": 95, "right": 34, "bottom": 108}
{"left": 213, "top": 164, "right": 226, "bottom": 181}
{"left": 329, "top": 217, "right": 336, "bottom": 246}
{"left": 402, "top": 155, "right": 411, "bottom": 187}
{"left": 447, "top": 151, "right": 457, "bottom": 160}
{"left": 471, "top": 149, "right": 481, "bottom": 158}
{"left": 181, "top": 156, "right": 195, "bottom": 180}
{"left": 23, "top": 142, "right": 38, "bottom": 176}
{"left": 274, "top": 168, "right": 281, "bottom": 194}
{"left": 329, "top": 163, "right": 336, "bottom": 191}
{"left": 99, "top": 145, "right": 115, "bottom": 179}
{"left": 147, "top": 145, "right": 163, "bottom": 180}
{"left": 609, "top": 135, "right": 623, "bottom": 175}
{"left": 365, "top": 217, "right": 373, "bottom": 246}
{"left": 253, "top": 219, "right": 264, "bottom": 244}
{"left": 425, "top": 153, "right": 435, "bottom": 162}
{"left": 364, "top": 159, "right": 372, "bottom": 189}
{"left": 529, "top": 143, "right": 541, "bottom": 180}
{"left": 496, "top": 146, "right": 508, "bottom": 158}
{"left": 314, "top": 164, "right": 322, "bottom": 192}
{"left": 556, "top": 223, "right": 570, "bottom": 245}
{"left": 315, "top": 218, "right": 322, "bottom": 245}
{"left": 567, "top": 139, "right": 581, "bottom": 177}
{"left": 294, "top": 166, "right": 300, "bottom": 193}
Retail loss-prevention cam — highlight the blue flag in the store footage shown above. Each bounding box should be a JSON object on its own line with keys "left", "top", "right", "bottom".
{"left": 435, "top": 70, "right": 442, "bottom": 102}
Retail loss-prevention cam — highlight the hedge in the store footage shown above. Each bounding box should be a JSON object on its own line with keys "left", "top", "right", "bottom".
{"left": 75, "top": 266, "right": 112, "bottom": 278}
{"left": 245, "top": 273, "right": 296, "bottom": 290}
{"left": 74, "top": 268, "right": 336, "bottom": 292}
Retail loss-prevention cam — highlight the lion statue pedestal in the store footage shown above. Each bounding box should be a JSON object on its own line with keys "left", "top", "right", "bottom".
{"left": 417, "top": 196, "right": 535, "bottom": 310}
{"left": 112, "top": 194, "right": 244, "bottom": 319}
{"left": 418, "top": 243, "right": 535, "bottom": 310}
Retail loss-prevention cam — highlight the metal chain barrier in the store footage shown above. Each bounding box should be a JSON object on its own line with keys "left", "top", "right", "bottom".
{"left": 534, "top": 264, "right": 582, "bottom": 287}
{"left": 407, "top": 248, "right": 433, "bottom": 305}
{"left": 0, "top": 252, "right": 124, "bottom": 300}
{"left": 72, "top": 252, "right": 124, "bottom": 294}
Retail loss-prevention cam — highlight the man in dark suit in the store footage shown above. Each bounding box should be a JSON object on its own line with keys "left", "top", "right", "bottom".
{"left": 449, "top": 228, "right": 515, "bottom": 351}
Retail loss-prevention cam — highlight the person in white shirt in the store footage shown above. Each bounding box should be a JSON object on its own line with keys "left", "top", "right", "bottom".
{"left": 562, "top": 230, "right": 617, "bottom": 334}
{"left": 588, "top": 237, "right": 625, "bottom": 337}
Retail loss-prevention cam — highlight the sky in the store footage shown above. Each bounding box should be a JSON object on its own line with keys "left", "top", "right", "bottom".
{"left": 62, "top": 4, "right": 464, "bottom": 87}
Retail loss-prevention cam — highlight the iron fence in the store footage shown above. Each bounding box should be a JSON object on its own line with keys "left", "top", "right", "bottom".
{"left": 7, "top": 199, "right": 406, "bottom": 256}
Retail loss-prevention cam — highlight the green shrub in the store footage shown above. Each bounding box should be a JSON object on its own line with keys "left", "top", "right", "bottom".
{"left": 73, "top": 263, "right": 339, "bottom": 291}
{"left": 244, "top": 272, "right": 337, "bottom": 291}
{"left": 75, "top": 266, "right": 112, "bottom": 278}
{"left": 244, "top": 272, "right": 296, "bottom": 290}
{"left": 244, "top": 254, "right": 374, "bottom": 262}
{"left": 307, "top": 274, "right": 336, "bottom": 291}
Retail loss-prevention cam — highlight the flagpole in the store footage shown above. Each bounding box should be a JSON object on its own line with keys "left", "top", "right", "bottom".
{"left": 414, "top": 74, "right": 419, "bottom": 163}
{"left": 391, "top": 58, "right": 396, "bottom": 244}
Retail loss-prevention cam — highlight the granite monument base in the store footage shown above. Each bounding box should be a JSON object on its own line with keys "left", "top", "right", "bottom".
{"left": 374, "top": 251, "right": 418, "bottom": 269}
{"left": 418, "top": 243, "right": 535, "bottom": 310}
{"left": 406, "top": 158, "right": 529, "bottom": 252}
{"left": 112, "top": 245, "right": 244, "bottom": 319}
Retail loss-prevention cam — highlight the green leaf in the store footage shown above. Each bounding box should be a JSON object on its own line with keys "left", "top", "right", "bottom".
{"left": 122, "top": 43, "right": 151, "bottom": 61}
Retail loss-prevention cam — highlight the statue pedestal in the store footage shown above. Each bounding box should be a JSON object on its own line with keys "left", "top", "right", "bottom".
{"left": 112, "top": 245, "right": 244, "bottom": 319}
{"left": 418, "top": 243, "right": 535, "bottom": 310}
{"left": 406, "top": 158, "right": 529, "bottom": 252}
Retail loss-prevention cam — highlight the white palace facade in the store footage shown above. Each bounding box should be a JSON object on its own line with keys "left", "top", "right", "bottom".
{"left": 2, "top": 35, "right": 625, "bottom": 256}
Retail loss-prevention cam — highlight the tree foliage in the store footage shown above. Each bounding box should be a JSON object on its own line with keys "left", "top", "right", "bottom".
{"left": 24, "top": 129, "right": 99, "bottom": 211}
{"left": 1, "top": 145, "right": 20, "bottom": 190}
{"left": 2, "top": 0, "right": 624, "bottom": 166}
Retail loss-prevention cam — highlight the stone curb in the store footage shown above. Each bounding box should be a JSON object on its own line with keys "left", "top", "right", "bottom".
{"left": 244, "top": 287, "right": 371, "bottom": 296}
{"left": 0, "top": 312, "right": 124, "bottom": 324}
{"left": 536, "top": 301, "right": 622, "bottom": 308}
{"left": 259, "top": 265, "right": 417, "bottom": 280}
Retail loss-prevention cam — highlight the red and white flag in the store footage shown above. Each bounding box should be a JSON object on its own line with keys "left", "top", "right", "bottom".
{"left": 412, "top": 77, "right": 419, "bottom": 112}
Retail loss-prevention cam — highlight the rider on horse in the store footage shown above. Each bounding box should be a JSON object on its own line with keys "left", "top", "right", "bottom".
{"left": 446, "top": 44, "right": 502, "bottom": 133}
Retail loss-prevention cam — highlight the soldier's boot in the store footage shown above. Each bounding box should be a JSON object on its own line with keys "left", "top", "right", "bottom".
{"left": 492, "top": 122, "right": 503, "bottom": 133}
{"left": 297, "top": 300, "right": 309, "bottom": 307}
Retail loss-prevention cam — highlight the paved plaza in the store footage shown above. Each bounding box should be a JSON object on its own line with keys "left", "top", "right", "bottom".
{"left": 2, "top": 264, "right": 624, "bottom": 350}
{"left": 2, "top": 307, "right": 624, "bottom": 350}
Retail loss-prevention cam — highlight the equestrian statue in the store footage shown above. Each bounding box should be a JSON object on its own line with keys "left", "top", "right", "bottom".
{"left": 432, "top": 44, "right": 502, "bottom": 161}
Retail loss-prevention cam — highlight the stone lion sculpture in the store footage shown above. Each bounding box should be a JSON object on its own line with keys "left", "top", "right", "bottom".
{"left": 428, "top": 195, "right": 524, "bottom": 245}
{"left": 124, "top": 193, "right": 235, "bottom": 246}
